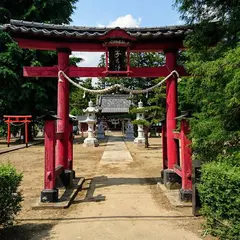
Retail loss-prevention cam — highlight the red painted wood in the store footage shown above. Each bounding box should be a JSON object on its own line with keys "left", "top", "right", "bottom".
{"left": 7, "top": 122, "right": 10, "bottom": 147}
{"left": 55, "top": 132, "right": 64, "bottom": 140}
{"left": 4, "top": 115, "right": 32, "bottom": 118}
{"left": 25, "top": 122, "right": 28, "bottom": 147}
{"left": 56, "top": 50, "right": 70, "bottom": 170}
{"left": 68, "top": 122, "right": 73, "bottom": 170}
{"left": 180, "top": 119, "right": 192, "bottom": 190}
{"left": 15, "top": 38, "right": 184, "bottom": 52}
{"left": 24, "top": 66, "right": 188, "bottom": 78}
{"left": 16, "top": 38, "right": 105, "bottom": 52}
{"left": 99, "top": 29, "right": 136, "bottom": 41}
{"left": 70, "top": 66, "right": 106, "bottom": 77}
{"left": 55, "top": 165, "right": 64, "bottom": 178}
{"left": 173, "top": 165, "right": 182, "bottom": 177}
{"left": 4, "top": 116, "right": 32, "bottom": 147}
{"left": 173, "top": 131, "right": 180, "bottom": 139}
{"left": 24, "top": 66, "right": 58, "bottom": 77}
{"left": 165, "top": 50, "right": 178, "bottom": 169}
{"left": 4, "top": 120, "right": 31, "bottom": 123}
{"left": 161, "top": 122, "right": 167, "bottom": 170}
{"left": 44, "top": 120, "right": 56, "bottom": 190}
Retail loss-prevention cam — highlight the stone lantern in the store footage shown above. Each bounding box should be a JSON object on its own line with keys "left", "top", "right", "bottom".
{"left": 125, "top": 120, "right": 134, "bottom": 140}
{"left": 83, "top": 100, "right": 99, "bottom": 147}
{"left": 96, "top": 121, "right": 105, "bottom": 139}
{"left": 134, "top": 100, "right": 145, "bottom": 146}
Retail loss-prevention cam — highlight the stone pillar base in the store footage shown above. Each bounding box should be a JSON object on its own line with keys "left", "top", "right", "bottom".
{"left": 70, "top": 170, "right": 76, "bottom": 179}
{"left": 97, "top": 133, "right": 105, "bottom": 139}
{"left": 125, "top": 132, "right": 135, "bottom": 140}
{"left": 41, "top": 189, "right": 58, "bottom": 203}
{"left": 84, "top": 138, "right": 99, "bottom": 147}
{"left": 179, "top": 188, "right": 192, "bottom": 202}
{"left": 163, "top": 169, "right": 181, "bottom": 190}
{"left": 134, "top": 137, "right": 145, "bottom": 146}
{"left": 57, "top": 169, "right": 74, "bottom": 188}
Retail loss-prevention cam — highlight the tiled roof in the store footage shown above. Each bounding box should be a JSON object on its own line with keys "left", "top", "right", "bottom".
{"left": 101, "top": 108, "right": 130, "bottom": 113}
{"left": 98, "top": 94, "right": 131, "bottom": 113}
{"left": 2, "top": 19, "right": 192, "bottom": 40}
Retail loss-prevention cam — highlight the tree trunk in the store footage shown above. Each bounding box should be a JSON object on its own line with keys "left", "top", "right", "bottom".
{"left": 144, "top": 126, "right": 149, "bottom": 148}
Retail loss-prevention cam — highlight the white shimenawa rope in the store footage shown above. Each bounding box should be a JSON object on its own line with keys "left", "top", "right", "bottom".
{"left": 58, "top": 70, "right": 181, "bottom": 95}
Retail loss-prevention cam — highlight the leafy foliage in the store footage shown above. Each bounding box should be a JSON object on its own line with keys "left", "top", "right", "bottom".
{"left": 198, "top": 153, "right": 240, "bottom": 239}
{"left": 69, "top": 78, "right": 96, "bottom": 116}
{"left": 175, "top": 1, "right": 240, "bottom": 239}
{"left": 0, "top": 0, "right": 78, "bottom": 119}
{"left": 131, "top": 119, "right": 150, "bottom": 127}
{"left": 0, "top": 164, "right": 23, "bottom": 227}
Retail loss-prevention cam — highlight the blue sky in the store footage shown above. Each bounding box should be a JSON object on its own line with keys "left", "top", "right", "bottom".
{"left": 71, "top": 1, "right": 183, "bottom": 73}
{"left": 72, "top": 0, "right": 181, "bottom": 27}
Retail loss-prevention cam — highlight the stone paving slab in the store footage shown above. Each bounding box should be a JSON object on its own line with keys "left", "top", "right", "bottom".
{"left": 158, "top": 183, "right": 192, "bottom": 207}
{"left": 32, "top": 177, "right": 85, "bottom": 209}
{"left": 100, "top": 136, "right": 133, "bottom": 163}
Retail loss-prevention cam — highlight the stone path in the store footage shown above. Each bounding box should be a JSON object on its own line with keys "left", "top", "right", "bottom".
{"left": 100, "top": 136, "right": 133, "bottom": 163}
{"left": 48, "top": 134, "right": 201, "bottom": 240}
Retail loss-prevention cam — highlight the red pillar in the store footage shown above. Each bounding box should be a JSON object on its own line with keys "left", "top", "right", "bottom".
{"left": 161, "top": 121, "right": 167, "bottom": 170}
{"left": 165, "top": 50, "right": 178, "bottom": 169}
{"left": 7, "top": 121, "right": 10, "bottom": 147}
{"left": 25, "top": 121, "right": 28, "bottom": 147}
{"left": 44, "top": 120, "right": 56, "bottom": 190}
{"left": 56, "top": 48, "right": 71, "bottom": 169}
{"left": 41, "top": 119, "right": 59, "bottom": 202}
{"left": 68, "top": 121, "right": 73, "bottom": 170}
{"left": 180, "top": 119, "right": 192, "bottom": 190}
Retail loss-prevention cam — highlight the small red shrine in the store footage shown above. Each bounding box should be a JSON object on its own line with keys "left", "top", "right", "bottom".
{"left": 3, "top": 20, "right": 192, "bottom": 202}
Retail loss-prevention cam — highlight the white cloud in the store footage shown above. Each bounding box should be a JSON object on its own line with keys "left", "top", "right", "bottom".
{"left": 71, "top": 52, "right": 103, "bottom": 68}
{"left": 107, "top": 14, "right": 141, "bottom": 28}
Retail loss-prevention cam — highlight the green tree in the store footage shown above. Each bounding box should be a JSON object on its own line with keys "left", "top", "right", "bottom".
{"left": 175, "top": 1, "right": 240, "bottom": 238}
{"left": 70, "top": 78, "right": 96, "bottom": 116}
{"left": 0, "top": 0, "right": 78, "bottom": 137}
{"left": 174, "top": 0, "right": 240, "bottom": 162}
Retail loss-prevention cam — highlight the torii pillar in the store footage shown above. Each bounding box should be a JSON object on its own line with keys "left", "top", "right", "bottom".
{"left": 164, "top": 49, "right": 180, "bottom": 189}
{"left": 56, "top": 48, "right": 71, "bottom": 170}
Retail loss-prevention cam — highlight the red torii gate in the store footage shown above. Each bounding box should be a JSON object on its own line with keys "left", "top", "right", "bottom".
{"left": 4, "top": 115, "right": 32, "bottom": 147}
{"left": 3, "top": 20, "right": 192, "bottom": 202}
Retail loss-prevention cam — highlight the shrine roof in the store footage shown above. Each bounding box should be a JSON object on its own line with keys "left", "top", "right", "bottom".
{"left": 3, "top": 19, "right": 192, "bottom": 41}
{"left": 98, "top": 94, "right": 131, "bottom": 113}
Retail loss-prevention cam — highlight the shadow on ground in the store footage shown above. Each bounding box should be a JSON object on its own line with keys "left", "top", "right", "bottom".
{"left": 74, "top": 176, "right": 161, "bottom": 204}
{"left": 0, "top": 222, "right": 55, "bottom": 240}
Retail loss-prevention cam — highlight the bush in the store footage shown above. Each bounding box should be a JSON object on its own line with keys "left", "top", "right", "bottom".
{"left": 0, "top": 164, "right": 23, "bottom": 227}
{"left": 198, "top": 155, "right": 240, "bottom": 240}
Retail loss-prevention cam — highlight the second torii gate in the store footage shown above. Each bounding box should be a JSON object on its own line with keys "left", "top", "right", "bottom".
{"left": 3, "top": 19, "right": 191, "bottom": 202}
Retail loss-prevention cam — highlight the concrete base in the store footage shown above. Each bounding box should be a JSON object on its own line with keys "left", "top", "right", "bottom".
{"left": 40, "top": 189, "right": 59, "bottom": 203}
{"left": 179, "top": 188, "right": 192, "bottom": 202}
{"left": 83, "top": 137, "right": 99, "bottom": 147}
{"left": 71, "top": 170, "right": 76, "bottom": 179}
{"left": 134, "top": 137, "right": 145, "bottom": 146}
{"left": 125, "top": 131, "right": 135, "bottom": 140}
{"left": 163, "top": 169, "right": 181, "bottom": 190}
{"left": 97, "top": 133, "right": 105, "bottom": 139}
{"left": 34, "top": 177, "right": 85, "bottom": 209}
{"left": 158, "top": 184, "right": 192, "bottom": 208}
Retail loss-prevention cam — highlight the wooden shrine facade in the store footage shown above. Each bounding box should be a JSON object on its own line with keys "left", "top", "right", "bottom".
{"left": 3, "top": 19, "right": 192, "bottom": 202}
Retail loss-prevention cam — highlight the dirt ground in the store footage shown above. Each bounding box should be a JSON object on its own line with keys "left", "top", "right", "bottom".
{"left": 0, "top": 134, "right": 215, "bottom": 240}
